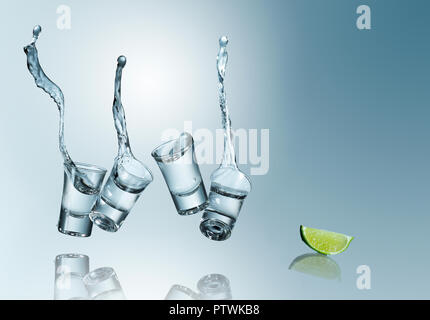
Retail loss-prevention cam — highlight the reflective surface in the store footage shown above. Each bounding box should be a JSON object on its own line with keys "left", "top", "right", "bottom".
{"left": 54, "top": 254, "right": 125, "bottom": 300}
{"left": 2, "top": 0, "right": 430, "bottom": 299}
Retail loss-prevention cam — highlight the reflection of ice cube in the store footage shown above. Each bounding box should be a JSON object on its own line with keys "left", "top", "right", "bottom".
{"left": 54, "top": 254, "right": 89, "bottom": 300}
{"left": 197, "top": 274, "right": 232, "bottom": 300}
{"left": 83, "top": 267, "right": 126, "bottom": 300}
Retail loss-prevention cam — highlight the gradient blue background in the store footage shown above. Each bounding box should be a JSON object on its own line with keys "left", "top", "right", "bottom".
{"left": 1, "top": 0, "right": 429, "bottom": 299}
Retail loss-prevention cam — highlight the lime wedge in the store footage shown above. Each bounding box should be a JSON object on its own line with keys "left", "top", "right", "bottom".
{"left": 300, "top": 225, "right": 353, "bottom": 255}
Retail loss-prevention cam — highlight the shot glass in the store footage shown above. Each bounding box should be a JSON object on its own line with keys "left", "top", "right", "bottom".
{"left": 151, "top": 132, "right": 208, "bottom": 215}
{"left": 90, "top": 157, "right": 153, "bottom": 232}
{"left": 200, "top": 166, "right": 251, "bottom": 241}
{"left": 83, "top": 267, "right": 125, "bottom": 300}
{"left": 54, "top": 253, "right": 89, "bottom": 300}
{"left": 197, "top": 274, "right": 232, "bottom": 300}
{"left": 58, "top": 162, "right": 107, "bottom": 237}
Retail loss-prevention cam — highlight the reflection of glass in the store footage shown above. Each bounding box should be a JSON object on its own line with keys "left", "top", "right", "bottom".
{"left": 165, "top": 273, "right": 232, "bottom": 300}
{"left": 90, "top": 157, "right": 153, "bottom": 232}
{"left": 165, "top": 285, "right": 200, "bottom": 300}
{"left": 54, "top": 254, "right": 126, "bottom": 300}
{"left": 54, "top": 254, "right": 89, "bottom": 300}
{"left": 289, "top": 253, "right": 341, "bottom": 280}
{"left": 197, "top": 274, "right": 232, "bottom": 300}
{"left": 152, "top": 132, "right": 208, "bottom": 215}
{"left": 83, "top": 267, "right": 126, "bottom": 300}
{"left": 58, "top": 163, "right": 107, "bottom": 237}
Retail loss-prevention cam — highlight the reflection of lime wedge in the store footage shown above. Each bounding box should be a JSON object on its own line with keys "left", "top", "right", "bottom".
{"left": 300, "top": 225, "right": 353, "bottom": 255}
{"left": 289, "top": 253, "right": 341, "bottom": 280}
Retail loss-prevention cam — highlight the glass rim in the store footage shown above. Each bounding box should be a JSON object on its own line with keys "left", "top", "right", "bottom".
{"left": 151, "top": 132, "right": 193, "bottom": 162}
{"left": 211, "top": 165, "right": 253, "bottom": 192}
{"left": 115, "top": 158, "right": 154, "bottom": 182}
{"left": 55, "top": 253, "right": 89, "bottom": 261}
{"left": 64, "top": 162, "right": 107, "bottom": 174}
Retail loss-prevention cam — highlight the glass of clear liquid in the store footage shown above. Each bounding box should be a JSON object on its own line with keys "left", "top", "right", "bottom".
{"left": 200, "top": 166, "right": 251, "bottom": 241}
{"left": 54, "top": 253, "right": 89, "bottom": 300}
{"left": 58, "top": 163, "right": 107, "bottom": 237}
{"left": 151, "top": 132, "right": 208, "bottom": 215}
{"left": 90, "top": 157, "right": 153, "bottom": 232}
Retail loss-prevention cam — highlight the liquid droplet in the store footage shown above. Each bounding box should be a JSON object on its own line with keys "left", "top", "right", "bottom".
{"left": 117, "top": 55, "right": 126, "bottom": 67}
{"left": 33, "top": 25, "right": 42, "bottom": 38}
{"left": 219, "top": 36, "right": 229, "bottom": 47}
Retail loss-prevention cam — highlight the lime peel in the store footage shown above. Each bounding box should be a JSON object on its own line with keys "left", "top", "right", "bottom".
{"left": 300, "top": 225, "right": 353, "bottom": 255}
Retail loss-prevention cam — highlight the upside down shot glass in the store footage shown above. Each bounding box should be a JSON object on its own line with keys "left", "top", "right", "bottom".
{"left": 54, "top": 253, "right": 89, "bottom": 300}
{"left": 151, "top": 132, "right": 208, "bottom": 215}
{"left": 200, "top": 166, "right": 251, "bottom": 241}
{"left": 90, "top": 157, "right": 153, "bottom": 232}
{"left": 58, "top": 162, "right": 107, "bottom": 237}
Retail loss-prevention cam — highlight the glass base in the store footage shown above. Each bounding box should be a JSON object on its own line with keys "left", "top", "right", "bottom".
{"left": 58, "top": 207, "right": 93, "bottom": 237}
{"left": 178, "top": 201, "right": 209, "bottom": 216}
{"left": 90, "top": 197, "right": 128, "bottom": 232}
{"left": 199, "top": 210, "right": 235, "bottom": 241}
{"left": 171, "top": 181, "right": 208, "bottom": 216}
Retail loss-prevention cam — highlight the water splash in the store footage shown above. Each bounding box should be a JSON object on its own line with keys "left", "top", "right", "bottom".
{"left": 112, "top": 55, "right": 133, "bottom": 159}
{"left": 24, "top": 25, "right": 93, "bottom": 191}
{"left": 110, "top": 55, "right": 151, "bottom": 182}
{"left": 217, "top": 36, "right": 237, "bottom": 168}
{"left": 24, "top": 25, "right": 73, "bottom": 166}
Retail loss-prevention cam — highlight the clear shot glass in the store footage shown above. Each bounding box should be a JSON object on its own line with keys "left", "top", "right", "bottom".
{"left": 151, "top": 132, "right": 208, "bottom": 215}
{"left": 83, "top": 267, "right": 125, "bottom": 300}
{"left": 197, "top": 274, "right": 232, "bottom": 300}
{"left": 90, "top": 157, "right": 153, "bottom": 232}
{"left": 54, "top": 253, "right": 89, "bottom": 300}
{"left": 58, "top": 163, "right": 107, "bottom": 237}
{"left": 200, "top": 166, "right": 251, "bottom": 241}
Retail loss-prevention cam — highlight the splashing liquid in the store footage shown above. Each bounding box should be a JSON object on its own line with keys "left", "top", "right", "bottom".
{"left": 24, "top": 25, "right": 72, "bottom": 166}
{"left": 109, "top": 55, "right": 152, "bottom": 188}
{"left": 112, "top": 56, "right": 133, "bottom": 161}
{"left": 24, "top": 25, "right": 94, "bottom": 192}
{"left": 217, "top": 36, "right": 237, "bottom": 169}
{"left": 88, "top": 56, "right": 152, "bottom": 232}
{"left": 199, "top": 36, "right": 252, "bottom": 241}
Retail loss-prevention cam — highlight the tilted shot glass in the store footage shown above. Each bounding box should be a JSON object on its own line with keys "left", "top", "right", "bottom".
{"left": 90, "top": 157, "right": 153, "bottom": 232}
{"left": 151, "top": 132, "right": 208, "bottom": 215}
{"left": 200, "top": 166, "right": 251, "bottom": 241}
{"left": 54, "top": 253, "right": 89, "bottom": 300}
{"left": 58, "top": 162, "right": 107, "bottom": 237}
